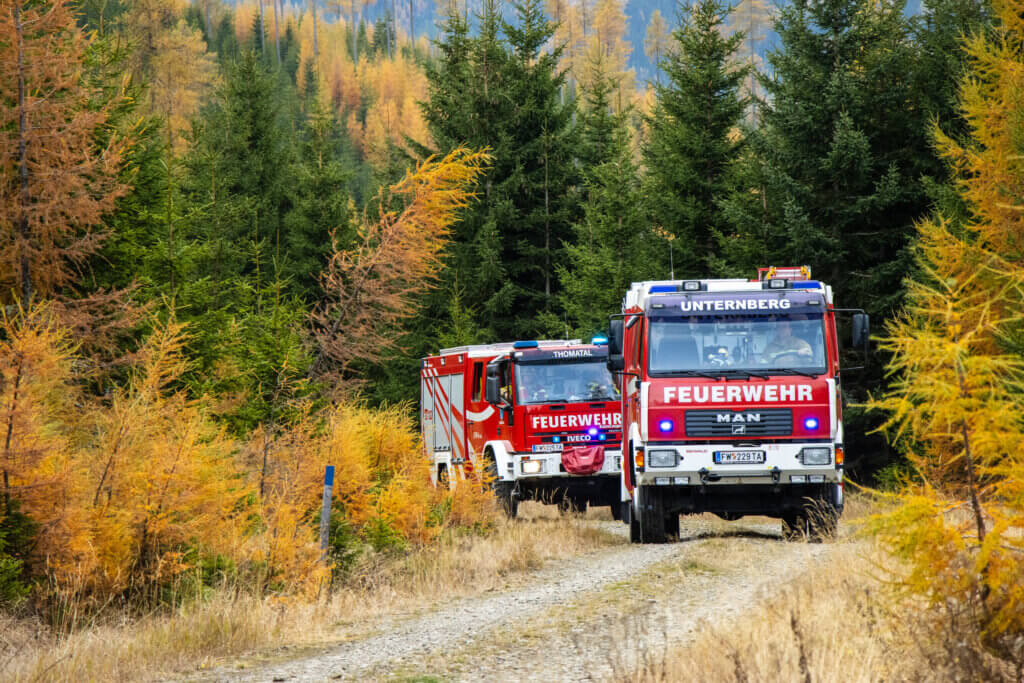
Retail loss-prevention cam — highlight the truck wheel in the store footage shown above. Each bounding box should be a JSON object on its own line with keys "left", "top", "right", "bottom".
{"left": 664, "top": 512, "right": 680, "bottom": 540}
{"left": 558, "top": 494, "right": 587, "bottom": 515}
{"left": 637, "top": 486, "right": 668, "bottom": 544}
{"left": 485, "top": 453, "right": 518, "bottom": 519}
{"left": 784, "top": 500, "right": 838, "bottom": 542}
{"left": 610, "top": 502, "right": 622, "bottom": 521}
{"left": 781, "top": 512, "right": 807, "bottom": 541}
{"left": 807, "top": 501, "right": 839, "bottom": 541}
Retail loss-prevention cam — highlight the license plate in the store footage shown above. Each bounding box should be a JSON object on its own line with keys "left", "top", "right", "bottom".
{"left": 532, "top": 443, "right": 563, "bottom": 453}
{"left": 713, "top": 450, "right": 765, "bottom": 464}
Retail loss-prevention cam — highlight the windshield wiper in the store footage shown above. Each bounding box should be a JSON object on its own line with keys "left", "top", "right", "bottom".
{"left": 712, "top": 369, "right": 770, "bottom": 380}
{"left": 772, "top": 369, "right": 820, "bottom": 379}
{"left": 661, "top": 370, "right": 725, "bottom": 380}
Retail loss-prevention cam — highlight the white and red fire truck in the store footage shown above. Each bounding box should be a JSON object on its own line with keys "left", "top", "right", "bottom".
{"left": 421, "top": 340, "right": 623, "bottom": 517}
{"left": 607, "top": 267, "right": 869, "bottom": 542}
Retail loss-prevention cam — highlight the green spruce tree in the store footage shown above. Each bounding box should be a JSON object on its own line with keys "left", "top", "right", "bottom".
{"left": 554, "top": 65, "right": 657, "bottom": 339}
{"left": 719, "top": 0, "right": 925, "bottom": 316}
{"left": 643, "top": 0, "right": 749, "bottom": 277}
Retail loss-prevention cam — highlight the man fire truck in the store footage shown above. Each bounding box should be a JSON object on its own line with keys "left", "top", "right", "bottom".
{"left": 607, "top": 267, "right": 869, "bottom": 542}
{"left": 421, "top": 339, "right": 623, "bottom": 517}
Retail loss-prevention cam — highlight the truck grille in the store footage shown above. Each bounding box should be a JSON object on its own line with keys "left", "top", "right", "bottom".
{"left": 684, "top": 409, "right": 792, "bottom": 437}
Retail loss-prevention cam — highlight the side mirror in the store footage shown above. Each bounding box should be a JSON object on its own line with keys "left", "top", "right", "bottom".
{"left": 852, "top": 313, "right": 870, "bottom": 352}
{"left": 485, "top": 375, "right": 501, "bottom": 405}
{"left": 607, "top": 319, "right": 625, "bottom": 372}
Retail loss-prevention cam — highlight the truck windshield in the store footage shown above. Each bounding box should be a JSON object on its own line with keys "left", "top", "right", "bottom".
{"left": 647, "top": 315, "right": 827, "bottom": 376}
{"left": 515, "top": 361, "right": 620, "bottom": 405}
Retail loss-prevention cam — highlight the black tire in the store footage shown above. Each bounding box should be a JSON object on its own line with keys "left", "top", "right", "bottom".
{"left": 784, "top": 498, "right": 838, "bottom": 542}
{"left": 558, "top": 493, "right": 587, "bottom": 515}
{"left": 664, "top": 511, "right": 680, "bottom": 540}
{"left": 629, "top": 503, "right": 641, "bottom": 542}
{"left": 781, "top": 512, "right": 807, "bottom": 541}
{"left": 636, "top": 486, "right": 668, "bottom": 544}
{"left": 807, "top": 501, "right": 839, "bottom": 541}
{"left": 610, "top": 502, "right": 622, "bottom": 521}
{"left": 485, "top": 452, "right": 518, "bottom": 519}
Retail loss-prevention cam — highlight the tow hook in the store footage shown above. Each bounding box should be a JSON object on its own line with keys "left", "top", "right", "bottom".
{"left": 771, "top": 466, "right": 782, "bottom": 491}
{"left": 698, "top": 468, "right": 711, "bottom": 489}
{"left": 511, "top": 480, "right": 522, "bottom": 500}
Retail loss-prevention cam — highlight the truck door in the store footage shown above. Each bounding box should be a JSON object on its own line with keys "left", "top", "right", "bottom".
{"left": 421, "top": 369, "right": 435, "bottom": 455}
{"left": 433, "top": 373, "right": 452, "bottom": 456}
{"left": 448, "top": 373, "right": 466, "bottom": 469}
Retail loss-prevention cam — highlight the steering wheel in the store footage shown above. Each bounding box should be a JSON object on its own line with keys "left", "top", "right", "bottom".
{"left": 771, "top": 351, "right": 810, "bottom": 366}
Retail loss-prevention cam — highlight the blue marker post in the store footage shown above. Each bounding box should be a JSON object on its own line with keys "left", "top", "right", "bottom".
{"left": 319, "top": 465, "right": 335, "bottom": 561}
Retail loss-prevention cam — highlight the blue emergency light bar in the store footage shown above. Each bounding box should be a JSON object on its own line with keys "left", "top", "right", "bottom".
{"left": 591, "top": 335, "right": 608, "bottom": 345}
{"left": 790, "top": 281, "right": 822, "bottom": 290}
{"left": 513, "top": 340, "right": 539, "bottom": 349}
{"left": 649, "top": 285, "right": 680, "bottom": 293}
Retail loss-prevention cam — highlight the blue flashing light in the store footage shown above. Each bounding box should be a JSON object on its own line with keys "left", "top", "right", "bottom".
{"left": 803, "top": 417, "right": 820, "bottom": 431}
{"left": 649, "top": 285, "right": 680, "bottom": 293}
{"left": 658, "top": 419, "right": 674, "bottom": 433}
{"left": 591, "top": 335, "right": 608, "bottom": 345}
{"left": 513, "top": 340, "right": 539, "bottom": 349}
{"left": 552, "top": 436, "right": 561, "bottom": 443}
{"left": 598, "top": 434, "right": 607, "bottom": 441}
{"left": 587, "top": 427, "right": 599, "bottom": 437}
{"left": 791, "top": 281, "right": 822, "bottom": 290}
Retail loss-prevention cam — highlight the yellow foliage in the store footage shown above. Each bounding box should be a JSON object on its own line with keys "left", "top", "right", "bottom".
{"left": 864, "top": 0, "right": 1024, "bottom": 660}
{"left": 287, "top": 7, "right": 431, "bottom": 170}
{"left": 121, "top": 0, "right": 217, "bottom": 150}
{"left": 0, "top": 309, "right": 495, "bottom": 611}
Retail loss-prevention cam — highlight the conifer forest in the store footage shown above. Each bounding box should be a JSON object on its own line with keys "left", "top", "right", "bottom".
{"left": 1, "top": 0, "right": 1023, "bottom": 678}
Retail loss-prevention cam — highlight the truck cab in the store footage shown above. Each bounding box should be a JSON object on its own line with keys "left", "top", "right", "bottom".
{"left": 422, "top": 340, "right": 623, "bottom": 517}
{"left": 608, "top": 267, "right": 868, "bottom": 542}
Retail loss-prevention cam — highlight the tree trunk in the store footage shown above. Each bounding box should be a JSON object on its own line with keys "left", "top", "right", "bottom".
{"left": 311, "top": 0, "right": 319, "bottom": 59}
{"left": 15, "top": 0, "right": 32, "bottom": 310}
{"left": 544, "top": 138, "right": 551, "bottom": 301}
{"left": 258, "top": 0, "right": 266, "bottom": 53}
{"left": 351, "top": 0, "right": 358, "bottom": 63}
{"left": 273, "top": 0, "right": 282, "bottom": 65}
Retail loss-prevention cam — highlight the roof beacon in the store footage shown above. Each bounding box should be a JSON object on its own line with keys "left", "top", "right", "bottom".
{"left": 758, "top": 266, "right": 811, "bottom": 281}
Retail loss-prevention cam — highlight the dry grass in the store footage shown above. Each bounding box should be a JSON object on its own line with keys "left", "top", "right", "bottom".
{"left": 0, "top": 503, "right": 619, "bottom": 682}
{"left": 616, "top": 543, "right": 915, "bottom": 683}
{"left": 615, "top": 494, "right": 1021, "bottom": 683}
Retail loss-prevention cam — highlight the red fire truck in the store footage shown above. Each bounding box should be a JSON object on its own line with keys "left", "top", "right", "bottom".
{"left": 607, "top": 267, "right": 869, "bottom": 542}
{"left": 421, "top": 340, "right": 623, "bottom": 517}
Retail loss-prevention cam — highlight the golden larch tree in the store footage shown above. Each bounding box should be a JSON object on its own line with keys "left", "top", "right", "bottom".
{"left": 865, "top": 0, "right": 1024, "bottom": 668}
{"left": 644, "top": 9, "right": 670, "bottom": 83}
{"left": 0, "top": 0, "right": 129, "bottom": 307}
{"left": 309, "top": 148, "right": 489, "bottom": 380}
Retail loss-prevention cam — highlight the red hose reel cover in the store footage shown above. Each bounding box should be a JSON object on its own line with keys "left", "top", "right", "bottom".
{"left": 561, "top": 445, "right": 605, "bottom": 476}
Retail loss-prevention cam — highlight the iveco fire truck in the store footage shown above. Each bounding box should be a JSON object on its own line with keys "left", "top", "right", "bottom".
{"left": 607, "top": 267, "right": 869, "bottom": 542}
{"left": 422, "top": 340, "right": 623, "bottom": 517}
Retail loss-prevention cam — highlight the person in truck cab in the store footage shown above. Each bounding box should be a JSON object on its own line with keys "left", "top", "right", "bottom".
{"left": 762, "top": 318, "right": 813, "bottom": 364}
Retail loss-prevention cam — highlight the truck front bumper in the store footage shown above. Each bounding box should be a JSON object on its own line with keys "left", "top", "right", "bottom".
{"left": 509, "top": 449, "right": 623, "bottom": 480}
{"left": 635, "top": 442, "right": 840, "bottom": 487}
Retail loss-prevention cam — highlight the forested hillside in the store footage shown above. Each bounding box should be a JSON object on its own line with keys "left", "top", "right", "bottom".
{"left": 4, "top": 0, "right": 1024, "bottom": 675}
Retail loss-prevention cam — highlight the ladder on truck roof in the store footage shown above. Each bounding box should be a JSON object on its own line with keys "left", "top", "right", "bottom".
{"left": 438, "top": 339, "right": 583, "bottom": 358}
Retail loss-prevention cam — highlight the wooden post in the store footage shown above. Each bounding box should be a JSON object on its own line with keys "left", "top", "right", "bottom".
{"left": 319, "top": 465, "right": 335, "bottom": 560}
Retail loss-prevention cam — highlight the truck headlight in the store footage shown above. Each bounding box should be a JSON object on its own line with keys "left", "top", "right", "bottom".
{"left": 522, "top": 459, "right": 543, "bottom": 474}
{"left": 647, "top": 449, "right": 677, "bottom": 468}
{"left": 798, "top": 447, "right": 831, "bottom": 465}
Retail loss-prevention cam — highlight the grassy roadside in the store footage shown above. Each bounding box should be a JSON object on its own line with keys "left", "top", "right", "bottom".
{"left": 0, "top": 504, "right": 620, "bottom": 682}
{"left": 619, "top": 497, "right": 990, "bottom": 683}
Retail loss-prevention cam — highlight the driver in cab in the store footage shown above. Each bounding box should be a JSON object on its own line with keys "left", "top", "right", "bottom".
{"left": 761, "top": 318, "right": 812, "bottom": 364}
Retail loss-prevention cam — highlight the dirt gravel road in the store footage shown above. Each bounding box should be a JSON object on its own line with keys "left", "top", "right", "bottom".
{"left": 206, "top": 516, "right": 830, "bottom": 682}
